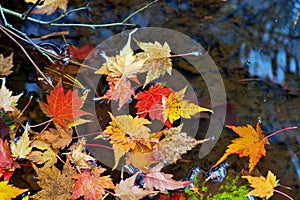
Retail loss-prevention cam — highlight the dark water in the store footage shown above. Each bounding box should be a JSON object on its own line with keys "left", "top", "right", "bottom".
{"left": 1, "top": 0, "right": 300, "bottom": 199}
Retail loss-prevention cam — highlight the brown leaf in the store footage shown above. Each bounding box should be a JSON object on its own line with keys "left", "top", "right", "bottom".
{"left": 36, "top": 124, "right": 73, "bottom": 149}
{"left": 0, "top": 53, "right": 14, "bottom": 76}
{"left": 28, "top": 140, "right": 57, "bottom": 167}
{"left": 115, "top": 173, "right": 158, "bottom": 200}
{"left": 0, "top": 80, "right": 22, "bottom": 112}
{"left": 31, "top": 161, "right": 76, "bottom": 200}
{"left": 24, "top": 0, "right": 68, "bottom": 15}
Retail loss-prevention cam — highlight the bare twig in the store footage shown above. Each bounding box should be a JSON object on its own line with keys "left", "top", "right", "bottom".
{"left": 122, "top": 0, "right": 158, "bottom": 23}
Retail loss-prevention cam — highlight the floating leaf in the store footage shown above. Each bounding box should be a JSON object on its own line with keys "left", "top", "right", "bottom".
{"left": 72, "top": 167, "right": 115, "bottom": 200}
{"left": 31, "top": 161, "right": 76, "bottom": 200}
{"left": 28, "top": 140, "right": 57, "bottom": 167}
{"left": 115, "top": 173, "right": 158, "bottom": 200}
{"left": 0, "top": 138, "right": 18, "bottom": 179}
{"left": 39, "top": 84, "right": 90, "bottom": 127}
{"left": 0, "top": 181, "right": 28, "bottom": 200}
{"left": 242, "top": 170, "right": 292, "bottom": 199}
{"left": 212, "top": 122, "right": 268, "bottom": 172}
{"left": 135, "top": 40, "right": 172, "bottom": 86}
{"left": 24, "top": 0, "right": 68, "bottom": 15}
{"left": 0, "top": 79, "right": 22, "bottom": 112}
{"left": 0, "top": 53, "right": 14, "bottom": 76}
{"left": 10, "top": 123, "right": 32, "bottom": 159}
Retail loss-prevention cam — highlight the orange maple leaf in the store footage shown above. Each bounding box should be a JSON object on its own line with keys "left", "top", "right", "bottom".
{"left": 212, "top": 122, "right": 268, "bottom": 172}
{"left": 39, "top": 85, "right": 89, "bottom": 127}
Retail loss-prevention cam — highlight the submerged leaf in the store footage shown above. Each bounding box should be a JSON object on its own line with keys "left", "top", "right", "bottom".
{"left": 0, "top": 53, "right": 14, "bottom": 76}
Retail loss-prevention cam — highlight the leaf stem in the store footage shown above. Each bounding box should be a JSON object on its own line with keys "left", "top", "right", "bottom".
{"left": 18, "top": 95, "right": 33, "bottom": 119}
{"left": 264, "top": 126, "right": 297, "bottom": 139}
{"left": 274, "top": 189, "right": 294, "bottom": 200}
{"left": 30, "top": 119, "right": 53, "bottom": 128}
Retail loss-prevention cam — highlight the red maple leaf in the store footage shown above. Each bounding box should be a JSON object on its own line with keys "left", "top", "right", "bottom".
{"left": 39, "top": 85, "right": 89, "bottom": 127}
{"left": 134, "top": 84, "right": 174, "bottom": 121}
{"left": 69, "top": 44, "right": 94, "bottom": 61}
{"left": 0, "top": 138, "right": 18, "bottom": 180}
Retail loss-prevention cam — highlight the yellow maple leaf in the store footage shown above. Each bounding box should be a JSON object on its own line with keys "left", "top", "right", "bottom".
{"left": 10, "top": 123, "right": 32, "bottom": 159}
{"left": 242, "top": 170, "right": 279, "bottom": 199}
{"left": 0, "top": 79, "right": 22, "bottom": 112}
{"left": 135, "top": 40, "right": 172, "bottom": 86}
{"left": 0, "top": 53, "right": 14, "bottom": 76}
{"left": 212, "top": 122, "right": 268, "bottom": 173}
{"left": 96, "top": 113, "right": 156, "bottom": 170}
{"left": 28, "top": 140, "right": 57, "bottom": 167}
{"left": 163, "top": 86, "right": 213, "bottom": 124}
{"left": 0, "top": 181, "right": 28, "bottom": 200}
{"left": 24, "top": 0, "right": 68, "bottom": 15}
{"left": 95, "top": 29, "right": 146, "bottom": 79}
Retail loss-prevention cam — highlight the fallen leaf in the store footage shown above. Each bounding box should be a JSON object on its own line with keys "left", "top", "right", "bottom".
{"left": 154, "top": 124, "right": 210, "bottom": 165}
{"left": 0, "top": 181, "right": 28, "bottom": 200}
{"left": 0, "top": 53, "right": 14, "bottom": 76}
{"left": 10, "top": 123, "right": 32, "bottom": 159}
{"left": 0, "top": 138, "right": 18, "bottom": 179}
{"left": 242, "top": 170, "right": 279, "bottom": 199}
{"left": 69, "top": 44, "right": 94, "bottom": 61}
{"left": 134, "top": 84, "right": 174, "bottom": 121}
{"left": 163, "top": 86, "right": 213, "bottom": 125}
{"left": 28, "top": 140, "right": 57, "bottom": 167}
{"left": 31, "top": 161, "right": 76, "bottom": 200}
{"left": 72, "top": 167, "right": 115, "bottom": 200}
{"left": 211, "top": 122, "right": 268, "bottom": 173}
{"left": 96, "top": 113, "right": 156, "bottom": 170}
{"left": 39, "top": 84, "right": 90, "bottom": 127}
{"left": 66, "top": 138, "right": 96, "bottom": 169}
{"left": 0, "top": 80, "right": 22, "bottom": 112}
{"left": 24, "top": 0, "right": 68, "bottom": 15}
{"left": 115, "top": 173, "right": 158, "bottom": 200}
{"left": 135, "top": 40, "right": 172, "bottom": 86}
{"left": 36, "top": 124, "right": 73, "bottom": 149}
{"left": 143, "top": 163, "right": 192, "bottom": 192}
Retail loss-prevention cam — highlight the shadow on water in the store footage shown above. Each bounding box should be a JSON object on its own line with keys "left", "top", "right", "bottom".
{"left": 1, "top": 0, "right": 300, "bottom": 199}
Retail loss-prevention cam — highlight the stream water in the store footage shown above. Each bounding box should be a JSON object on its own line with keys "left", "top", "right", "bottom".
{"left": 1, "top": 0, "right": 300, "bottom": 199}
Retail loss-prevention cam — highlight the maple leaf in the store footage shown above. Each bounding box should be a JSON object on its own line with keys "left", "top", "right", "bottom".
{"left": 31, "top": 161, "right": 76, "bottom": 200}
{"left": 143, "top": 163, "right": 192, "bottom": 192}
{"left": 115, "top": 173, "right": 158, "bottom": 200}
{"left": 163, "top": 86, "right": 213, "bottom": 126}
{"left": 0, "top": 181, "right": 28, "bottom": 200}
{"left": 0, "top": 53, "right": 14, "bottom": 76}
{"left": 154, "top": 124, "right": 210, "bottom": 165}
{"left": 69, "top": 44, "right": 94, "bottom": 61}
{"left": 28, "top": 140, "right": 57, "bottom": 167}
{"left": 10, "top": 123, "right": 32, "bottom": 159}
{"left": 0, "top": 138, "right": 18, "bottom": 179}
{"left": 24, "top": 0, "right": 68, "bottom": 15}
{"left": 39, "top": 84, "right": 90, "bottom": 127}
{"left": 135, "top": 40, "right": 172, "bottom": 86}
{"left": 72, "top": 167, "right": 115, "bottom": 200}
{"left": 36, "top": 124, "right": 73, "bottom": 149}
{"left": 211, "top": 122, "right": 268, "bottom": 173}
{"left": 135, "top": 84, "right": 174, "bottom": 121}
{"left": 96, "top": 113, "right": 156, "bottom": 170}
{"left": 66, "top": 138, "right": 96, "bottom": 169}
{"left": 0, "top": 79, "right": 22, "bottom": 112}
{"left": 242, "top": 170, "right": 291, "bottom": 199}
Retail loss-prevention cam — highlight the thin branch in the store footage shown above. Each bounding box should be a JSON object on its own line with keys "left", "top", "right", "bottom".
{"left": 122, "top": 0, "right": 158, "bottom": 23}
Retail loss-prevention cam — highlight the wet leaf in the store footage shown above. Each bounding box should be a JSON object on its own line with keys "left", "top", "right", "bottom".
{"left": 31, "top": 161, "right": 76, "bottom": 200}
{"left": 66, "top": 138, "right": 96, "bottom": 169}
{"left": 10, "top": 123, "right": 32, "bottom": 159}
{"left": 72, "top": 167, "right": 115, "bottom": 200}
{"left": 0, "top": 181, "right": 28, "bottom": 200}
{"left": 24, "top": 0, "right": 68, "bottom": 15}
{"left": 242, "top": 170, "right": 279, "bottom": 199}
{"left": 154, "top": 124, "right": 210, "bottom": 164}
{"left": 163, "top": 86, "right": 213, "bottom": 126}
{"left": 39, "top": 84, "right": 90, "bottom": 127}
{"left": 135, "top": 84, "right": 174, "bottom": 121}
{"left": 0, "top": 138, "right": 18, "bottom": 176}
{"left": 0, "top": 53, "right": 14, "bottom": 76}
{"left": 143, "top": 163, "right": 192, "bottom": 192}
{"left": 0, "top": 80, "right": 22, "bottom": 112}
{"left": 115, "top": 173, "right": 158, "bottom": 200}
{"left": 36, "top": 124, "right": 73, "bottom": 149}
{"left": 28, "top": 140, "right": 57, "bottom": 167}
{"left": 69, "top": 44, "right": 94, "bottom": 61}
{"left": 212, "top": 122, "right": 268, "bottom": 172}
{"left": 135, "top": 40, "right": 172, "bottom": 86}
